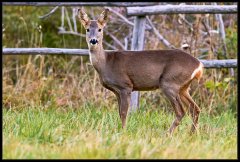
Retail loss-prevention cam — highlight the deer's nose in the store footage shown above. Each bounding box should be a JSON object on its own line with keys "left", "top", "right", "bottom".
{"left": 89, "top": 39, "right": 98, "bottom": 45}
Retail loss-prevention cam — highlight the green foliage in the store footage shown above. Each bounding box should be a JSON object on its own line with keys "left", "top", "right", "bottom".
{"left": 204, "top": 77, "right": 234, "bottom": 92}
{"left": 225, "top": 26, "right": 237, "bottom": 59}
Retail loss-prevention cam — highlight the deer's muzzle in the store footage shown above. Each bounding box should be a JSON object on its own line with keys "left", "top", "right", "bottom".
{"left": 89, "top": 39, "right": 98, "bottom": 45}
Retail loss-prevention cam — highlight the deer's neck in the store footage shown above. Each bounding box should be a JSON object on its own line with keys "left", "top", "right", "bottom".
{"left": 89, "top": 44, "right": 106, "bottom": 71}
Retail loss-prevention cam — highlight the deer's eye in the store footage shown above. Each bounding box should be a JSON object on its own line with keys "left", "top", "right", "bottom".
{"left": 86, "top": 29, "right": 89, "bottom": 32}
{"left": 98, "top": 29, "right": 102, "bottom": 32}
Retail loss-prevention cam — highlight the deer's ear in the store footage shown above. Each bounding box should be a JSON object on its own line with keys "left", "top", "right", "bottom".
{"left": 78, "top": 8, "right": 90, "bottom": 29}
{"left": 97, "top": 9, "right": 109, "bottom": 28}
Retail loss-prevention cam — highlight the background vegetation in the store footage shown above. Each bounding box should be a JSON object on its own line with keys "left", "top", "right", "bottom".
{"left": 2, "top": 3, "right": 237, "bottom": 159}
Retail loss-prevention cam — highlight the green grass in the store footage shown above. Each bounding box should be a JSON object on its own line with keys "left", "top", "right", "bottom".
{"left": 3, "top": 103, "right": 237, "bottom": 159}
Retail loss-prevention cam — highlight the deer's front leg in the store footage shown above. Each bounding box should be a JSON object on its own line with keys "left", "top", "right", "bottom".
{"left": 116, "top": 89, "right": 131, "bottom": 129}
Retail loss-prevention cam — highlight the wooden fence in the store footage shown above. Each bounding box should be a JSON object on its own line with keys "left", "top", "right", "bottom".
{"left": 127, "top": 5, "right": 237, "bottom": 16}
{"left": 2, "top": 2, "right": 160, "bottom": 7}
{"left": 2, "top": 48, "right": 237, "bottom": 69}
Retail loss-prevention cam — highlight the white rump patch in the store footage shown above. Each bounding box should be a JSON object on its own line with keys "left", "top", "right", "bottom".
{"left": 191, "top": 62, "right": 203, "bottom": 79}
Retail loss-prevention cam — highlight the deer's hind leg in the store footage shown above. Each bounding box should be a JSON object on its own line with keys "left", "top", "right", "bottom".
{"left": 179, "top": 82, "right": 201, "bottom": 133}
{"left": 160, "top": 80, "right": 185, "bottom": 135}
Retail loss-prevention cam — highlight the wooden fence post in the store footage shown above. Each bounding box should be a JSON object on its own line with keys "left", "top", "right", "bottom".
{"left": 129, "top": 16, "right": 146, "bottom": 112}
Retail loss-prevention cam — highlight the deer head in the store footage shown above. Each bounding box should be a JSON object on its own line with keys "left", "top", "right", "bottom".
{"left": 78, "top": 8, "right": 109, "bottom": 49}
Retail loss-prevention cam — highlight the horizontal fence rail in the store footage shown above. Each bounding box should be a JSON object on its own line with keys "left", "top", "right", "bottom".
{"left": 2, "top": 2, "right": 159, "bottom": 7}
{"left": 200, "top": 59, "right": 237, "bottom": 68}
{"left": 2, "top": 48, "right": 237, "bottom": 68}
{"left": 127, "top": 5, "right": 237, "bottom": 16}
{"left": 3, "top": 48, "right": 90, "bottom": 56}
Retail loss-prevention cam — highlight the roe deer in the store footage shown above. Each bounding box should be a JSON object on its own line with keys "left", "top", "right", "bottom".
{"left": 78, "top": 8, "right": 203, "bottom": 135}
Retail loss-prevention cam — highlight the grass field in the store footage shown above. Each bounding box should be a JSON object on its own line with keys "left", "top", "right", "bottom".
{"left": 3, "top": 102, "right": 237, "bottom": 159}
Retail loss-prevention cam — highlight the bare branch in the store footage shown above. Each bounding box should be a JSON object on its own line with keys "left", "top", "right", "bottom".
{"left": 178, "top": 14, "right": 218, "bottom": 36}
{"left": 72, "top": 7, "right": 78, "bottom": 32}
{"left": 178, "top": 14, "right": 194, "bottom": 31}
{"left": 105, "top": 7, "right": 134, "bottom": 27}
{"left": 89, "top": 8, "right": 96, "bottom": 20}
{"left": 146, "top": 16, "right": 175, "bottom": 49}
{"left": 61, "top": 7, "right": 65, "bottom": 28}
{"left": 201, "top": 18, "right": 217, "bottom": 57}
{"left": 213, "top": 3, "right": 232, "bottom": 76}
{"left": 105, "top": 30, "right": 125, "bottom": 50}
{"left": 39, "top": 6, "right": 59, "bottom": 19}
{"left": 213, "top": 4, "right": 227, "bottom": 58}
{"left": 202, "top": 18, "right": 211, "bottom": 37}
{"left": 64, "top": 7, "right": 73, "bottom": 32}
{"left": 216, "top": 14, "right": 228, "bottom": 56}
{"left": 105, "top": 7, "right": 152, "bottom": 31}
{"left": 103, "top": 41, "right": 118, "bottom": 50}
